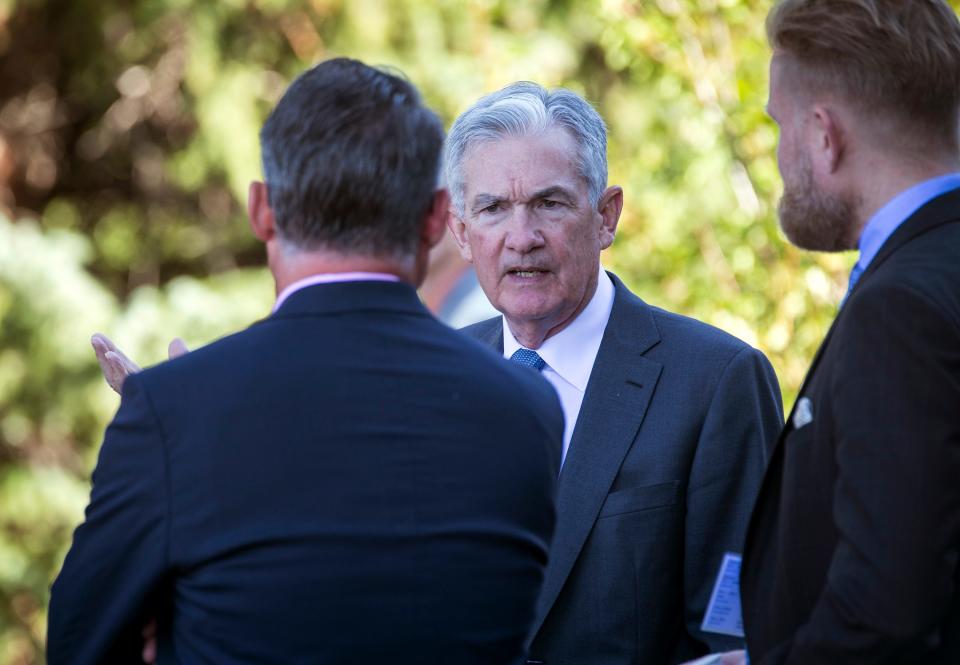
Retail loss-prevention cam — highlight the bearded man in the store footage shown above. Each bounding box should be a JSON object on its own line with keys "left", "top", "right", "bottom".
{"left": 733, "top": 1, "right": 960, "bottom": 664}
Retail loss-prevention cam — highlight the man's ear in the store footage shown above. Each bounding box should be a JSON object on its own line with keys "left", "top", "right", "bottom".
{"left": 446, "top": 205, "right": 473, "bottom": 263}
{"left": 810, "top": 105, "right": 845, "bottom": 176}
{"left": 596, "top": 186, "right": 623, "bottom": 250}
{"left": 422, "top": 189, "right": 450, "bottom": 250}
{"left": 248, "top": 180, "right": 276, "bottom": 243}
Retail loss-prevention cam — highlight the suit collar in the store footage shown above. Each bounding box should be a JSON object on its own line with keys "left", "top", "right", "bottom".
{"left": 463, "top": 316, "right": 504, "bottom": 351}
{"left": 855, "top": 173, "right": 960, "bottom": 273}
{"left": 273, "top": 272, "right": 401, "bottom": 313}
{"left": 531, "top": 272, "right": 664, "bottom": 636}
{"left": 848, "top": 187, "right": 960, "bottom": 301}
{"left": 596, "top": 272, "right": 661, "bottom": 355}
{"left": 270, "top": 280, "right": 425, "bottom": 319}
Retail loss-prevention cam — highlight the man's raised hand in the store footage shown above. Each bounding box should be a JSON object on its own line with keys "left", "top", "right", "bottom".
{"left": 91, "top": 333, "right": 189, "bottom": 394}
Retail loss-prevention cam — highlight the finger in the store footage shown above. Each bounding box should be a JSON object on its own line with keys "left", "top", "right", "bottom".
{"left": 93, "top": 340, "right": 125, "bottom": 394}
{"left": 141, "top": 619, "right": 157, "bottom": 664}
{"left": 105, "top": 340, "right": 138, "bottom": 370}
{"left": 93, "top": 334, "right": 141, "bottom": 373}
{"left": 103, "top": 351, "right": 136, "bottom": 394}
{"left": 91, "top": 335, "right": 115, "bottom": 368}
{"left": 168, "top": 337, "right": 189, "bottom": 359}
{"left": 91, "top": 332, "right": 120, "bottom": 357}
{"left": 105, "top": 351, "right": 139, "bottom": 375}
{"left": 92, "top": 340, "right": 109, "bottom": 368}
{"left": 141, "top": 636, "right": 157, "bottom": 664}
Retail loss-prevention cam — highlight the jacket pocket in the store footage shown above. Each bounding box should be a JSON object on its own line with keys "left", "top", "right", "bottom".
{"left": 598, "top": 480, "right": 680, "bottom": 519}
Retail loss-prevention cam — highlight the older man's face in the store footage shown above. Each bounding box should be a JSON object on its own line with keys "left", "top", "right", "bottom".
{"left": 450, "top": 128, "right": 617, "bottom": 343}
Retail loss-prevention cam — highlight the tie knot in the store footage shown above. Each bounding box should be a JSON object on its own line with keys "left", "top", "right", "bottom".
{"left": 510, "top": 348, "right": 546, "bottom": 371}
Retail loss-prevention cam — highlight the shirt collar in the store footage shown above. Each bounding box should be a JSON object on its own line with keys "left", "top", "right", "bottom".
{"left": 503, "top": 267, "right": 615, "bottom": 392}
{"left": 857, "top": 172, "right": 960, "bottom": 271}
{"left": 273, "top": 272, "right": 400, "bottom": 313}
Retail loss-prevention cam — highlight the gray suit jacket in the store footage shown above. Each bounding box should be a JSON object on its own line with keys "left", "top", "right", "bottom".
{"left": 462, "top": 273, "right": 783, "bottom": 665}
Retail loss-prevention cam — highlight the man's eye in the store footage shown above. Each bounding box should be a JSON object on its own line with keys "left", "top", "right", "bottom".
{"left": 540, "top": 199, "right": 561, "bottom": 209}
{"left": 482, "top": 203, "right": 501, "bottom": 214}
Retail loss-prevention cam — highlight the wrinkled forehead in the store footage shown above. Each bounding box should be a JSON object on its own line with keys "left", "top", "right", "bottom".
{"left": 460, "top": 128, "right": 585, "bottom": 194}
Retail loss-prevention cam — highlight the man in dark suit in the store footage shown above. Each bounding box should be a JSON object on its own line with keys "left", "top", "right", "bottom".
{"left": 737, "top": 1, "right": 960, "bottom": 663}
{"left": 47, "top": 58, "right": 563, "bottom": 665}
{"left": 444, "top": 82, "right": 784, "bottom": 664}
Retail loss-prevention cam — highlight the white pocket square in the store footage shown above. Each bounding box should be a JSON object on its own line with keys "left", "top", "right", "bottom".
{"left": 792, "top": 397, "right": 814, "bottom": 429}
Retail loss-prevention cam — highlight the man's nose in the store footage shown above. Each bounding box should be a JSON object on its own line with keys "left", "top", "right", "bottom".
{"left": 504, "top": 206, "right": 545, "bottom": 253}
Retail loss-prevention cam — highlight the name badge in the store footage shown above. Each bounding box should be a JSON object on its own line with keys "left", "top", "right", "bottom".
{"left": 701, "top": 552, "right": 745, "bottom": 638}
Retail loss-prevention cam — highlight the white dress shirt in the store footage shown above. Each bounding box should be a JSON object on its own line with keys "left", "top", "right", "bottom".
{"left": 502, "top": 268, "right": 615, "bottom": 465}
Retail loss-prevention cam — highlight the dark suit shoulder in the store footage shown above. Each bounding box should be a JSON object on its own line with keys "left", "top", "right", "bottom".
{"left": 138, "top": 307, "right": 561, "bottom": 431}
{"left": 604, "top": 273, "right": 764, "bottom": 371}
{"left": 856, "top": 219, "right": 960, "bottom": 320}
{"left": 646, "top": 303, "right": 764, "bottom": 368}
{"left": 133, "top": 322, "right": 267, "bottom": 390}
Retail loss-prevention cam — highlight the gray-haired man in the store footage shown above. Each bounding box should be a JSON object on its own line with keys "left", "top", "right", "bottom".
{"left": 447, "top": 82, "right": 784, "bottom": 665}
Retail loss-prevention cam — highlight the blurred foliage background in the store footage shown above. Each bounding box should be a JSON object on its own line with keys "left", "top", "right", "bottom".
{"left": 3, "top": 0, "right": 957, "bottom": 662}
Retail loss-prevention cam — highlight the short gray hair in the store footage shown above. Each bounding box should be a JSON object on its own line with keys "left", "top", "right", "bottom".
{"left": 443, "top": 82, "right": 608, "bottom": 216}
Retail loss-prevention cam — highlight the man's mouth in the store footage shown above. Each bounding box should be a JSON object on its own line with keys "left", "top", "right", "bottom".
{"left": 506, "top": 269, "right": 549, "bottom": 279}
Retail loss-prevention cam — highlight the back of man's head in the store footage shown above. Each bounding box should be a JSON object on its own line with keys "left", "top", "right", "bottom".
{"left": 443, "top": 82, "right": 608, "bottom": 216}
{"left": 767, "top": 0, "right": 960, "bottom": 155}
{"left": 260, "top": 58, "right": 444, "bottom": 258}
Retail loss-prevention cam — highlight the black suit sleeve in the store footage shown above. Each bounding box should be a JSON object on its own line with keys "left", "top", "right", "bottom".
{"left": 769, "top": 285, "right": 960, "bottom": 664}
{"left": 48, "top": 374, "right": 170, "bottom": 665}
{"left": 685, "top": 346, "right": 784, "bottom": 654}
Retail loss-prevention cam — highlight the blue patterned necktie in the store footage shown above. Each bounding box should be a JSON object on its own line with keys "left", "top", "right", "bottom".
{"left": 510, "top": 348, "right": 546, "bottom": 372}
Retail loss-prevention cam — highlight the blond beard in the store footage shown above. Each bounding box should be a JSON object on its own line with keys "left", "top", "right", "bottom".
{"left": 778, "top": 152, "right": 858, "bottom": 252}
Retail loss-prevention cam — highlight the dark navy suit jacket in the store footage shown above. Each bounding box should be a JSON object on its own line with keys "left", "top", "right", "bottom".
{"left": 463, "top": 273, "right": 784, "bottom": 665}
{"left": 48, "top": 280, "right": 563, "bottom": 665}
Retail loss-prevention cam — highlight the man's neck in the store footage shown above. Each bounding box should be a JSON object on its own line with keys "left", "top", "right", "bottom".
{"left": 852, "top": 158, "right": 960, "bottom": 245}
{"left": 269, "top": 246, "right": 417, "bottom": 297}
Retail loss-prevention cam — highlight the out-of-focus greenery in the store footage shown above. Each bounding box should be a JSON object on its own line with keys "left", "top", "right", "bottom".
{"left": 3, "top": 0, "right": 957, "bottom": 662}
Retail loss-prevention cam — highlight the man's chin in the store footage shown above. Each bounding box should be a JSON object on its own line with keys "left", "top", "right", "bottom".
{"left": 778, "top": 199, "right": 856, "bottom": 253}
{"left": 780, "top": 219, "right": 853, "bottom": 253}
{"left": 493, "top": 295, "right": 555, "bottom": 326}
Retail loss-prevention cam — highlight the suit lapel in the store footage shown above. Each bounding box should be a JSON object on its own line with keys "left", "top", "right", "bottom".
{"left": 473, "top": 318, "right": 504, "bottom": 352}
{"left": 847, "top": 187, "right": 960, "bottom": 303}
{"left": 269, "top": 280, "right": 425, "bottom": 319}
{"left": 532, "top": 275, "right": 663, "bottom": 635}
{"left": 778, "top": 315, "right": 838, "bottom": 435}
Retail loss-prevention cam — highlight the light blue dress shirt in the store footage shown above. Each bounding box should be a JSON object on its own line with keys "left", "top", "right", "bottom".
{"left": 846, "top": 172, "right": 960, "bottom": 296}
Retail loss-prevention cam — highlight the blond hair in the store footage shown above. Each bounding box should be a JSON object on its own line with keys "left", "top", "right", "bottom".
{"left": 768, "top": 0, "right": 960, "bottom": 148}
